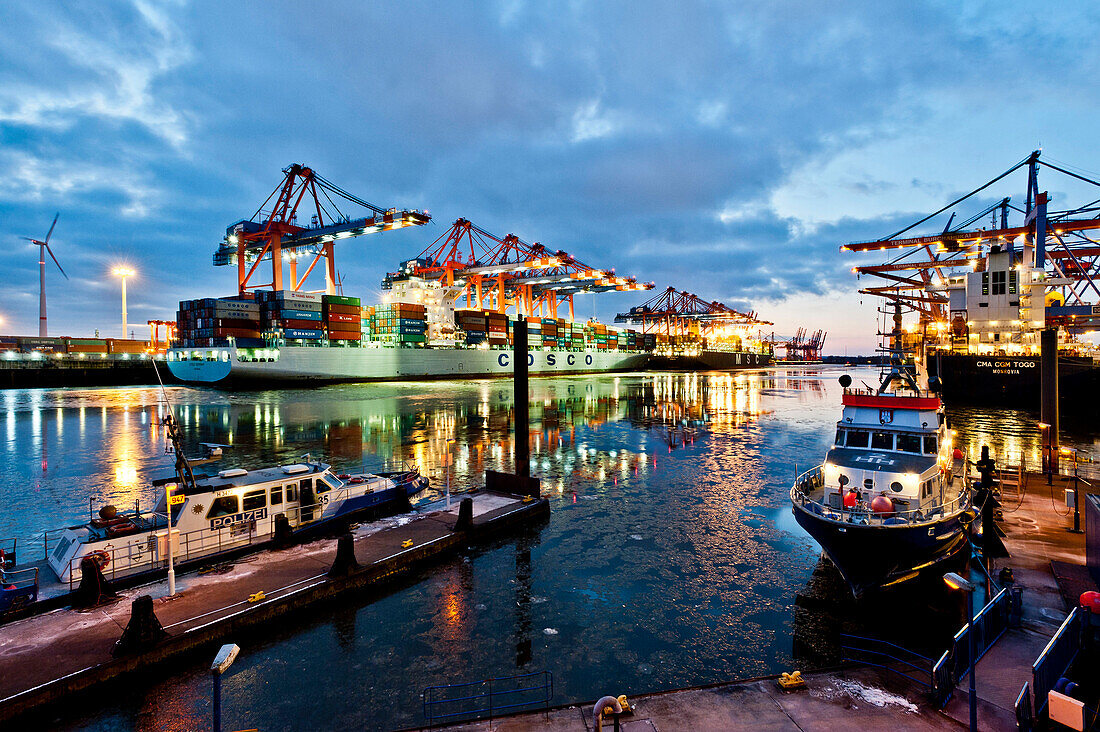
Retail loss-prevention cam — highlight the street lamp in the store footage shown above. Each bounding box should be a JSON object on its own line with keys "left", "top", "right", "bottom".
{"left": 211, "top": 643, "right": 240, "bottom": 732}
{"left": 112, "top": 266, "right": 135, "bottom": 339}
{"left": 944, "top": 571, "right": 977, "bottom": 731}
{"left": 1058, "top": 447, "right": 1089, "bottom": 534}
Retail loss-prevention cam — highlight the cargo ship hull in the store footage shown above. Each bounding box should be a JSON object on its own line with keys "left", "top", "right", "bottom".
{"left": 167, "top": 345, "right": 653, "bottom": 385}
{"left": 926, "top": 352, "right": 1100, "bottom": 410}
{"left": 644, "top": 349, "right": 772, "bottom": 371}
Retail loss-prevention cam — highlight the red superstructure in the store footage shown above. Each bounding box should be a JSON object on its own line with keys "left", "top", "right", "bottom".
{"left": 841, "top": 391, "right": 941, "bottom": 410}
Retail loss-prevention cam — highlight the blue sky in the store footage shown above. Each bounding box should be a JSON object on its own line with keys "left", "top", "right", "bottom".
{"left": 3, "top": 1, "right": 1099, "bottom": 353}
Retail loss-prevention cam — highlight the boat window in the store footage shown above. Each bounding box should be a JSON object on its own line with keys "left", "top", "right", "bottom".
{"left": 207, "top": 495, "right": 239, "bottom": 518}
{"left": 242, "top": 489, "right": 266, "bottom": 511}
{"left": 834, "top": 429, "right": 845, "bottom": 446}
{"left": 285, "top": 482, "right": 298, "bottom": 502}
{"left": 846, "top": 430, "right": 869, "bottom": 448}
{"left": 924, "top": 435, "right": 938, "bottom": 454}
{"left": 890, "top": 481, "right": 903, "bottom": 493}
{"left": 871, "top": 431, "right": 894, "bottom": 450}
{"left": 270, "top": 485, "right": 283, "bottom": 505}
{"left": 319, "top": 475, "right": 340, "bottom": 493}
{"left": 896, "top": 434, "right": 922, "bottom": 453}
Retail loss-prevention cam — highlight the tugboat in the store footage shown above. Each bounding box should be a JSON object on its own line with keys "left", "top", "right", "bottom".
{"left": 790, "top": 305, "right": 973, "bottom": 598}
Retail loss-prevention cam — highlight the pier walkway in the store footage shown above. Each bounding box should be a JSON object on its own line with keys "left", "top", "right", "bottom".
{"left": 0, "top": 491, "right": 547, "bottom": 724}
{"left": 941, "top": 469, "right": 1094, "bottom": 729}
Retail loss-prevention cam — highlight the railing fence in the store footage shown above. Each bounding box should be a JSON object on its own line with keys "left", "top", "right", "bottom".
{"left": 423, "top": 671, "right": 553, "bottom": 728}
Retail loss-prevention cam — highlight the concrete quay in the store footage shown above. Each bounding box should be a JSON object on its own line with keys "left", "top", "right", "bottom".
{"left": 417, "top": 667, "right": 961, "bottom": 731}
{"left": 0, "top": 491, "right": 548, "bottom": 725}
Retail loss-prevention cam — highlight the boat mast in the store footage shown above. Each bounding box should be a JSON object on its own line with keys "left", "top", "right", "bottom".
{"left": 878, "top": 299, "right": 920, "bottom": 395}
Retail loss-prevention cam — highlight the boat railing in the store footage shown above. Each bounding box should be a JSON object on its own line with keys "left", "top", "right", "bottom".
{"left": 791, "top": 465, "right": 970, "bottom": 527}
{"left": 0, "top": 537, "right": 16, "bottom": 567}
{"left": 842, "top": 386, "right": 939, "bottom": 400}
{"left": 0, "top": 565, "right": 39, "bottom": 592}
{"left": 58, "top": 475, "right": 407, "bottom": 587}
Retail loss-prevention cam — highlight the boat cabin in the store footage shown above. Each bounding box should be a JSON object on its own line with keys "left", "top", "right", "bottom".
{"left": 819, "top": 391, "right": 952, "bottom": 520}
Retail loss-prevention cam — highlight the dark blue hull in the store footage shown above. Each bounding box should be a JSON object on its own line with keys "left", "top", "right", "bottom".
{"left": 792, "top": 503, "right": 970, "bottom": 598}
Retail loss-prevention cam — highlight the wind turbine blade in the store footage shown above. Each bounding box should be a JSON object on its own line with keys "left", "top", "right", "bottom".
{"left": 45, "top": 243, "right": 69, "bottom": 280}
{"left": 21, "top": 237, "right": 41, "bottom": 243}
{"left": 45, "top": 213, "right": 59, "bottom": 244}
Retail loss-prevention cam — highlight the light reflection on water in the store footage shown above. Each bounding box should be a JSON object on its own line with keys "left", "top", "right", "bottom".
{"left": 3, "top": 366, "right": 1059, "bottom": 732}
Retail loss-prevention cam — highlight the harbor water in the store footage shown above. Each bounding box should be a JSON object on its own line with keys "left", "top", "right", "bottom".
{"left": 1, "top": 366, "right": 1097, "bottom": 731}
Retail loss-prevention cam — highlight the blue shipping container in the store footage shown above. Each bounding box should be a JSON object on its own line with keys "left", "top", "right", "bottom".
{"left": 284, "top": 329, "right": 323, "bottom": 339}
{"left": 275, "top": 308, "right": 322, "bottom": 321}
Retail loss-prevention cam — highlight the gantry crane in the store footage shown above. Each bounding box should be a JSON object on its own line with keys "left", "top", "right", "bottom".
{"left": 615, "top": 286, "right": 770, "bottom": 338}
{"left": 385, "top": 218, "right": 652, "bottom": 319}
{"left": 769, "top": 328, "right": 827, "bottom": 361}
{"left": 844, "top": 151, "right": 1100, "bottom": 325}
{"left": 213, "top": 164, "right": 430, "bottom": 296}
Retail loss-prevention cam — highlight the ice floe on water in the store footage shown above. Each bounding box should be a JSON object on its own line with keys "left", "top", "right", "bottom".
{"left": 543, "top": 628, "right": 559, "bottom": 635}
{"left": 629, "top": 534, "right": 643, "bottom": 540}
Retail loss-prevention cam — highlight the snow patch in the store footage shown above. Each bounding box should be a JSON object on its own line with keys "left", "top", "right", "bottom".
{"left": 828, "top": 678, "right": 918, "bottom": 713}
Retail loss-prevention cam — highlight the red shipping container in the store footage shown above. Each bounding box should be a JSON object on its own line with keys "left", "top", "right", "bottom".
{"left": 326, "top": 313, "right": 361, "bottom": 324}
{"left": 269, "top": 318, "right": 323, "bottom": 330}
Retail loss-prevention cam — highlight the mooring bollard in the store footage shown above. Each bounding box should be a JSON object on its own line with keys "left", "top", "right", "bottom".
{"left": 71, "top": 553, "right": 117, "bottom": 609}
{"left": 453, "top": 497, "right": 474, "bottom": 532}
{"left": 273, "top": 513, "right": 294, "bottom": 548}
{"left": 112, "top": 594, "right": 169, "bottom": 657}
{"left": 327, "top": 532, "right": 360, "bottom": 578}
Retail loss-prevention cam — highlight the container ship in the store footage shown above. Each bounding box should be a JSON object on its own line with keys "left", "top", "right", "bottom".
{"left": 164, "top": 166, "right": 772, "bottom": 386}
{"left": 844, "top": 151, "right": 1100, "bottom": 410}
{"left": 165, "top": 286, "right": 771, "bottom": 386}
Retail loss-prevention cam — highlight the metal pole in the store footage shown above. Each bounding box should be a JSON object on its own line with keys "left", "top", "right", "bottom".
{"left": 166, "top": 485, "right": 176, "bottom": 597}
{"left": 121, "top": 275, "right": 128, "bottom": 339}
{"left": 514, "top": 318, "right": 530, "bottom": 479}
{"left": 1072, "top": 458, "right": 1082, "bottom": 533}
{"left": 213, "top": 670, "right": 222, "bottom": 732}
{"left": 968, "top": 588, "right": 977, "bottom": 732}
{"left": 39, "top": 247, "right": 47, "bottom": 337}
{"left": 1041, "top": 328, "right": 1059, "bottom": 475}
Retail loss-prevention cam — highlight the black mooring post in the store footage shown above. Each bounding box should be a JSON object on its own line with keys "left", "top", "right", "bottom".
{"left": 1041, "top": 327, "right": 1059, "bottom": 474}
{"left": 514, "top": 317, "right": 530, "bottom": 478}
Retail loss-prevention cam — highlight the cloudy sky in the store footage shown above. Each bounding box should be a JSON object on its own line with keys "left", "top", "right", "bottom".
{"left": 3, "top": 1, "right": 1099, "bottom": 353}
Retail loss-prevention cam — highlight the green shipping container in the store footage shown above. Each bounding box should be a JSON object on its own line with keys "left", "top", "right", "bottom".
{"left": 322, "top": 295, "right": 361, "bottom": 307}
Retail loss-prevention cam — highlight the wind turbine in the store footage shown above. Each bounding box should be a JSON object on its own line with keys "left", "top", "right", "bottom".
{"left": 22, "top": 213, "right": 68, "bottom": 337}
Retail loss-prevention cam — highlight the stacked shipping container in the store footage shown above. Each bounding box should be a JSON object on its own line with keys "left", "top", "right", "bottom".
{"left": 177, "top": 297, "right": 262, "bottom": 347}
{"left": 323, "top": 295, "right": 362, "bottom": 343}
{"left": 257, "top": 290, "right": 323, "bottom": 342}
{"left": 369, "top": 302, "right": 427, "bottom": 346}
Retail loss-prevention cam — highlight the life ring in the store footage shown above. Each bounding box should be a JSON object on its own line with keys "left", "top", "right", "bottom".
{"left": 348, "top": 476, "right": 364, "bottom": 484}
{"left": 83, "top": 550, "right": 110, "bottom": 569}
{"left": 106, "top": 521, "right": 138, "bottom": 537}
{"left": 338, "top": 474, "right": 351, "bottom": 480}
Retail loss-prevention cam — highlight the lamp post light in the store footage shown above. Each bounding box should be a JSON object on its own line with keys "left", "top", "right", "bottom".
{"left": 1058, "top": 447, "right": 1088, "bottom": 534}
{"left": 112, "top": 266, "right": 135, "bottom": 339}
{"left": 211, "top": 643, "right": 240, "bottom": 732}
{"left": 944, "top": 571, "right": 977, "bottom": 731}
